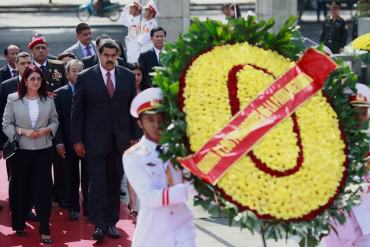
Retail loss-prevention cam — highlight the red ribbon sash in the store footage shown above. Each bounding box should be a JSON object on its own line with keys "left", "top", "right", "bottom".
{"left": 179, "top": 48, "right": 337, "bottom": 184}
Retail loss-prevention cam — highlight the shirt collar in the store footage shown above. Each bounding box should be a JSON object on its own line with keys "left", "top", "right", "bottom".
{"left": 79, "top": 41, "right": 91, "bottom": 49}
{"left": 141, "top": 135, "right": 158, "bottom": 152}
{"left": 99, "top": 64, "right": 115, "bottom": 77}
{"left": 34, "top": 60, "right": 47, "bottom": 67}
{"left": 7, "top": 64, "right": 16, "bottom": 72}
{"left": 69, "top": 82, "right": 75, "bottom": 92}
{"left": 153, "top": 47, "right": 162, "bottom": 55}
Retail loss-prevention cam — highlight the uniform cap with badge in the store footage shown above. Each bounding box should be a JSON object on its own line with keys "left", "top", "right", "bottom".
{"left": 144, "top": 0, "right": 159, "bottom": 17}
{"left": 28, "top": 35, "right": 48, "bottom": 50}
{"left": 130, "top": 87, "right": 164, "bottom": 118}
{"left": 129, "top": 0, "right": 142, "bottom": 10}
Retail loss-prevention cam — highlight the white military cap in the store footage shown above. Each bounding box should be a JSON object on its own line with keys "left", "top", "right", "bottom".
{"left": 351, "top": 83, "right": 370, "bottom": 108}
{"left": 129, "top": 0, "right": 142, "bottom": 9}
{"left": 145, "top": 0, "right": 159, "bottom": 17}
{"left": 130, "top": 87, "right": 164, "bottom": 118}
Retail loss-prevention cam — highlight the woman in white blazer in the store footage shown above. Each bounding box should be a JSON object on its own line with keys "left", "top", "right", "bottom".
{"left": 2, "top": 64, "right": 58, "bottom": 244}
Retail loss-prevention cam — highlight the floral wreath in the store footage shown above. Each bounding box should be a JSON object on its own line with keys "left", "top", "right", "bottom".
{"left": 154, "top": 16, "right": 368, "bottom": 247}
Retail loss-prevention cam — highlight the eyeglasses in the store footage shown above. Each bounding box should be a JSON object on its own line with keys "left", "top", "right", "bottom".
{"left": 33, "top": 45, "right": 47, "bottom": 51}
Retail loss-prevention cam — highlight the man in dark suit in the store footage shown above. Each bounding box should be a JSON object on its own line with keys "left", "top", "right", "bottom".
{"left": 64, "top": 23, "right": 98, "bottom": 60}
{"left": 28, "top": 34, "right": 67, "bottom": 91}
{"left": 55, "top": 59, "right": 89, "bottom": 221}
{"left": 138, "top": 27, "right": 166, "bottom": 87}
{"left": 71, "top": 39, "right": 138, "bottom": 241}
{"left": 0, "top": 44, "right": 21, "bottom": 83}
{"left": 0, "top": 52, "right": 32, "bottom": 213}
{"left": 82, "top": 34, "right": 127, "bottom": 69}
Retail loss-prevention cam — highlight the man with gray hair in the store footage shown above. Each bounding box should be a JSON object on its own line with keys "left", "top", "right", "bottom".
{"left": 54, "top": 59, "right": 89, "bottom": 221}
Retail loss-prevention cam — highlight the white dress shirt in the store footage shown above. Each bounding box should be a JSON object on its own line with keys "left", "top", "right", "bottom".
{"left": 26, "top": 98, "right": 39, "bottom": 129}
{"left": 153, "top": 47, "right": 162, "bottom": 63}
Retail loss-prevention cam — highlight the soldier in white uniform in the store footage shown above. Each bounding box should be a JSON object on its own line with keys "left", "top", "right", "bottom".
{"left": 123, "top": 88, "right": 196, "bottom": 247}
{"left": 324, "top": 84, "right": 370, "bottom": 247}
{"left": 137, "top": 0, "right": 158, "bottom": 54}
{"left": 121, "top": 0, "right": 142, "bottom": 63}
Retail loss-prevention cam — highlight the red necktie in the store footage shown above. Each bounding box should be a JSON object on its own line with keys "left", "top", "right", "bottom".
{"left": 106, "top": 71, "right": 115, "bottom": 98}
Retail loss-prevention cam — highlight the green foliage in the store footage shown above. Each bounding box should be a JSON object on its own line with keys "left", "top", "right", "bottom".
{"left": 153, "top": 16, "right": 367, "bottom": 247}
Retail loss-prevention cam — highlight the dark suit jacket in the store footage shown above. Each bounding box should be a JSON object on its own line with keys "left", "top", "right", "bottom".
{"left": 54, "top": 84, "right": 74, "bottom": 153}
{"left": 82, "top": 55, "right": 127, "bottom": 70}
{"left": 0, "top": 65, "right": 12, "bottom": 83}
{"left": 138, "top": 48, "right": 161, "bottom": 87}
{"left": 0, "top": 76, "right": 19, "bottom": 148}
{"left": 71, "top": 65, "right": 138, "bottom": 156}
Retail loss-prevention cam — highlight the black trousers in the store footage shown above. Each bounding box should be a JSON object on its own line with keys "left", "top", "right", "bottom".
{"left": 64, "top": 152, "right": 89, "bottom": 214}
{"left": 52, "top": 148, "right": 67, "bottom": 205}
{"left": 9, "top": 147, "right": 53, "bottom": 235}
{"left": 86, "top": 141, "right": 123, "bottom": 228}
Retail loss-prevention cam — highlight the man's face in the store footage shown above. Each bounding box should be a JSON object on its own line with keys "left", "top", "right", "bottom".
{"left": 100, "top": 47, "right": 117, "bottom": 71}
{"left": 151, "top": 30, "right": 165, "bottom": 50}
{"left": 16, "top": 56, "right": 32, "bottom": 76}
{"left": 138, "top": 113, "right": 163, "bottom": 143}
{"left": 77, "top": 28, "right": 92, "bottom": 46}
{"left": 67, "top": 63, "right": 83, "bottom": 84}
{"left": 6, "top": 45, "right": 20, "bottom": 66}
{"left": 144, "top": 9, "right": 153, "bottom": 20}
{"left": 129, "top": 5, "right": 139, "bottom": 16}
{"left": 31, "top": 44, "right": 49, "bottom": 64}
{"left": 331, "top": 7, "right": 339, "bottom": 17}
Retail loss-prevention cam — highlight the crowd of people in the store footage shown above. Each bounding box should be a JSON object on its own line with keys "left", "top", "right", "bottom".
{"left": 0, "top": 0, "right": 359, "bottom": 246}
{"left": 0, "top": 0, "right": 177, "bottom": 244}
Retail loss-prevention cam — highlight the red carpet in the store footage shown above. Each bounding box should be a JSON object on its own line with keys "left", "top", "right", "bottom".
{"left": 0, "top": 161, "right": 135, "bottom": 246}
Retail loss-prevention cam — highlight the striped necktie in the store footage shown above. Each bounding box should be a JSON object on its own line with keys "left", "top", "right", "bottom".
{"left": 106, "top": 71, "right": 115, "bottom": 98}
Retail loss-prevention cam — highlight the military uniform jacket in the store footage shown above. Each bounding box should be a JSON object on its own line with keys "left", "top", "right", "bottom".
{"left": 137, "top": 18, "right": 157, "bottom": 54}
{"left": 37, "top": 59, "right": 67, "bottom": 92}
{"left": 121, "top": 5, "right": 142, "bottom": 63}
{"left": 123, "top": 136, "right": 196, "bottom": 247}
{"left": 319, "top": 16, "right": 348, "bottom": 54}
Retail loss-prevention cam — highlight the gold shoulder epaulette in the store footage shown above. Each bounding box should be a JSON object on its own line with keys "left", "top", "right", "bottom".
{"left": 48, "top": 59, "right": 64, "bottom": 65}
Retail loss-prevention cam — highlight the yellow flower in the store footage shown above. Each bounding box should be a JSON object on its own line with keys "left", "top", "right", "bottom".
{"left": 182, "top": 43, "right": 346, "bottom": 220}
{"left": 352, "top": 32, "right": 370, "bottom": 51}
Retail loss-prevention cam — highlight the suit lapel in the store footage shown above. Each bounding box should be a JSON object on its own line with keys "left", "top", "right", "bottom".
{"left": 95, "top": 66, "right": 111, "bottom": 99}
{"left": 151, "top": 48, "right": 160, "bottom": 66}
{"left": 114, "top": 68, "right": 122, "bottom": 98}
{"left": 76, "top": 43, "right": 85, "bottom": 59}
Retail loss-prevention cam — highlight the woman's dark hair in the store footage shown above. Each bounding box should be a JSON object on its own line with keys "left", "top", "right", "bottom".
{"left": 127, "top": 62, "right": 143, "bottom": 72}
{"left": 17, "top": 64, "right": 48, "bottom": 100}
{"left": 114, "top": 39, "right": 126, "bottom": 60}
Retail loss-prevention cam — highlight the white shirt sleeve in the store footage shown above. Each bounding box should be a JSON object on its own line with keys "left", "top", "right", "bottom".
{"left": 120, "top": 5, "right": 131, "bottom": 27}
{"left": 123, "top": 153, "right": 192, "bottom": 208}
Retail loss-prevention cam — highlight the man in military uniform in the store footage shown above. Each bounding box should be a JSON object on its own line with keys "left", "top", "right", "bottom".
{"left": 123, "top": 88, "right": 197, "bottom": 247}
{"left": 121, "top": 0, "right": 142, "bottom": 63}
{"left": 28, "top": 34, "right": 68, "bottom": 209}
{"left": 319, "top": 2, "right": 348, "bottom": 54}
{"left": 137, "top": 0, "right": 158, "bottom": 54}
{"left": 28, "top": 35, "right": 67, "bottom": 92}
